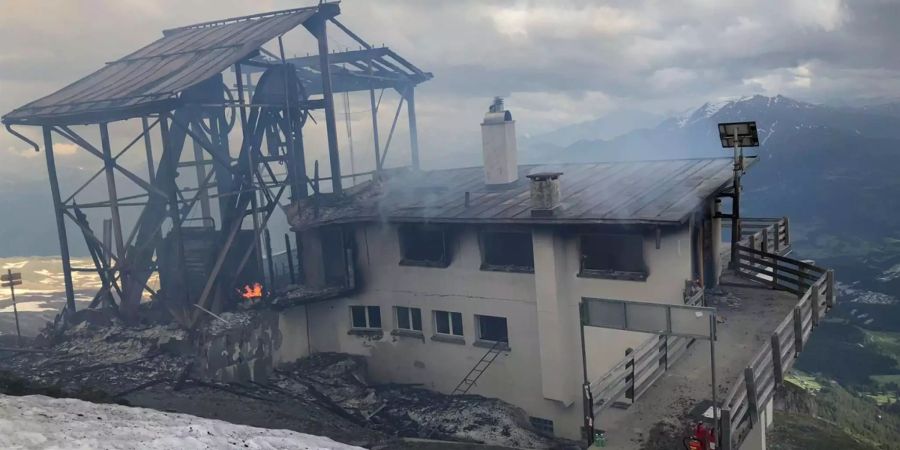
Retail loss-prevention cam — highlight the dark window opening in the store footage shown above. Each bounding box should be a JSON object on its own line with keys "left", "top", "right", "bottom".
{"left": 368, "top": 306, "right": 382, "bottom": 328}
{"left": 477, "top": 315, "right": 509, "bottom": 343}
{"left": 399, "top": 224, "right": 451, "bottom": 267}
{"left": 350, "top": 305, "right": 382, "bottom": 329}
{"left": 580, "top": 234, "right": 647, "bottom": 281}
{"left": 530, "top": 417, "right": 554, "bottom": 437}
{"left": 434, "top": 310, "right": 463, "bottom": 336}
{"left": 480, "top": 230, "right": 534, "bottom": 272}
{"left": 396, "top": 306, "right": 423, "bottom": 332}
{"left": 322, "top": 226, "right": 350, "bottom": 286}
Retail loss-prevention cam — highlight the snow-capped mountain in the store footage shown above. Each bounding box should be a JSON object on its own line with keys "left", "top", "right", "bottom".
{"left": 529, "top": 94, "right": 900, "bottom": 252}
{"left": 544, "top": 94, "right": 900, "bottom": 163}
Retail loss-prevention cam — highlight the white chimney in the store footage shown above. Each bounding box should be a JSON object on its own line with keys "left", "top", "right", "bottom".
{"left": 481, "top": 97, "right": 518, "bottom": 186}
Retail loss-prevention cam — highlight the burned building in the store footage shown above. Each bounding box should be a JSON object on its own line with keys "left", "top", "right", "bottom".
{"left": 3, "top": 4, "right": 835, "bottom": 450}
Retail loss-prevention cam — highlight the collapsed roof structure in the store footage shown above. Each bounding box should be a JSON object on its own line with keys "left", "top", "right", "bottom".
{"left": 2, "top": 3, "right": 431, "bottom": 327}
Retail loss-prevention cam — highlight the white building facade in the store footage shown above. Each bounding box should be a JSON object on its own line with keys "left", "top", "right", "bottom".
{"left": 271, "top": 107, "right": 737, "bottom": 440}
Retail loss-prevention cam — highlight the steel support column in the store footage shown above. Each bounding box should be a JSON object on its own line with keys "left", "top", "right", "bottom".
{"left": 142, "top": 117, "right": 155, "bottom": 180}
{"left": 310, "top": 15, "right": 343, "bottom": 194}
{"left": 99, "top": 123, "right": 126, "bottom": 263}
{"left": 42, "top": 126, "right": 77, "bottom": 316}
{"left": 368, "top": 77, "right": 382, "bottom": 172}
{"left": 189, "top": 122, "right": 212, "bottom": 220}
{"left": 405, "top": 86, "right": 420, "bottom": 170}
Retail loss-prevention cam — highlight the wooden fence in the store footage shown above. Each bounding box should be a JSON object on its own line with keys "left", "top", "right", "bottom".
{"left": 719, "top": 220, "right": 835, "bottom": 450}
{"left": 738, "top": 217, "right": 791, "bottom": 255}
{"left": 588, "top": 287, "right": 704, "bottom": 416}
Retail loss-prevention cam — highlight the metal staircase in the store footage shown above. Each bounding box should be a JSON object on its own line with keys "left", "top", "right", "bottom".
{"left": 451, "top": 340, "right": 507, "bottom": 395}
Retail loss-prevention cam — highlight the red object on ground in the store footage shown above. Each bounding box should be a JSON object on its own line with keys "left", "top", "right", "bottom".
{"left": 684, "top": 423, "right": 716, "bottom": 450}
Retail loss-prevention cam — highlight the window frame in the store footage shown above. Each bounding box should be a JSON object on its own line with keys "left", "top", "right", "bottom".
{"left": 433, "top": 310, "right": 464, "bottom": 338}
{"left": 349, "top": 305, "right": 382, "bottom": 330}
{"left": 478, "top": 228, "right": 535, "bottom": 273}
{"left": 578, "top": 232, "right": 648, "bottom": 282}
{"left": 394, "top": 306, "right": 423, "bottom": 334}
{"left": 397, "top": 223, "right": 452, "bottom": 268}
{"left": 475, "top": 314, "right": 509, "bottom": 343}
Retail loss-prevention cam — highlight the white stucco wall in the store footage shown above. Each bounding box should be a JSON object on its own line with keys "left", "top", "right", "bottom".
{"left": 277, "top": 221, "right": 695, "bottom": 439}
{"left": 276, "top": 305, "right": 310, "bottom": 365}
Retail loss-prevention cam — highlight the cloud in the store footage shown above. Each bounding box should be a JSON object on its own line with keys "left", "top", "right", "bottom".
{"left": 487, "top": 4, "right": 648, "bottom": 40}
{"left": 53, "top": 143, "right": 79, "bottom": 156}
{"left": 787, "top": 0, "right": 848, "bottom": 31}
{"left": 0, "top": 0, "right": 897, "bottom": 178}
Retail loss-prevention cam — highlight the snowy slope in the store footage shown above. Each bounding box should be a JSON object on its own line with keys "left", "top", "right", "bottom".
{"left": 0, "top": 394, "right": 364, "bottom": 450}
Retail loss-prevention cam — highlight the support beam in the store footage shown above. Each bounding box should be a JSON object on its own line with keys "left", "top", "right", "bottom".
{"left": 379, "top": 94, "right": 405, "bottom": 169}
{"left": 189, "top": 121, "right": 212, "bottom": 220}
{"left": 309, "top": 14, "right": 343, "bottom": 194}
{"left": 368, "top": 58, "right": 382, "bottom": 172}
{"left": 99, "top": 123, "right": 127, "bottom": 263}
{"left": 246, "top": 145, "right": 265, "bottom": 284}
{"left": 142, "top": 117, "right": 156, "bottom": 180}
{"left": 406, "top": 86, "right": 420, "bottom": 170}
{"left": 42, "top": 126, "right": 77, "bottom": 316}
{"left": 54, "top": 126, "right": 168, "bottom": 200}
{"left": 121, "top": 109, "right": 190, "bottom": 315}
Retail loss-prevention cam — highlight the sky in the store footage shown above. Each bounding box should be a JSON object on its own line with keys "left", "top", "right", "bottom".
{"left": 1, "top": 0, "right": 899, "bottom": 184}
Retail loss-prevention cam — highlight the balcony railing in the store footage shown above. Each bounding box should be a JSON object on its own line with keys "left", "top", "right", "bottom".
{"left": 719, "top": 219, "right": 835, "bottom": 450}
{"left": 739, "top": 217, "right": 791, "bottom": 255}
{"left": 588, "top": 286, "right": 704, "bottom": 417}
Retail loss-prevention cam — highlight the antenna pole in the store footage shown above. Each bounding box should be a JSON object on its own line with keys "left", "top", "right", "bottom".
{"left": 730, "top": 128, "right": 742, "bottom": 269}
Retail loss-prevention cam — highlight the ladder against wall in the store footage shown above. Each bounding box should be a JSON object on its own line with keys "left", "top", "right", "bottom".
{"left": 451, "top": 340, "right": 507, "bottom": 395}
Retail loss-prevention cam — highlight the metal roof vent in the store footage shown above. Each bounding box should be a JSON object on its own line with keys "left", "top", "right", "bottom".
{"left": 527, "top": 172, "right": 563, "bottom": 217}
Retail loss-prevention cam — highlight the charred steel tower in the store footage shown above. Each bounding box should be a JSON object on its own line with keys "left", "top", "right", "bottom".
{"left": 2, "top": 4, "right": 431, "bottom": 327}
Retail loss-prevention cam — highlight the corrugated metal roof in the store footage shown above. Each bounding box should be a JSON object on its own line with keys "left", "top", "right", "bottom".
{"left": 287, "top": 158, "right": 736, "bottom": 229}
{"left": 2, "top": 7, "right": 319, "bottom": 125}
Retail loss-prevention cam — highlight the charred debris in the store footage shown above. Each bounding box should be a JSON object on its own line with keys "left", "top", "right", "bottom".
{"left": 0, "top": 4, "right": 576, "bottom": 449}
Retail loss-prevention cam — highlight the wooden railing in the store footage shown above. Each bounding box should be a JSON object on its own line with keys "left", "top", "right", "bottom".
{"left": 719, "top": 221, "right": 835, "bottom": 450}
{"left": 739, "top": 217, "right": 791, "bottom": 255}
{"left": 588, "top": 287, "right": 704, "bottom": 416}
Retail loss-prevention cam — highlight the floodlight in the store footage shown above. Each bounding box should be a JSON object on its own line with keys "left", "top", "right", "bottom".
{"left": 718, "top": 121, "right": 759, "bottom": 148}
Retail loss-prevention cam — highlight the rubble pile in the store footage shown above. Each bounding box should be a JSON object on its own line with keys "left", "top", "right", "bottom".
{"left": 273, "top": 353, "right": 558, "bottom": 447}
{"left": 0, "top": 317, "right": 192, "bottom": 396}
{"left": 0, "top": 322, "right": 568, "bottom": 449}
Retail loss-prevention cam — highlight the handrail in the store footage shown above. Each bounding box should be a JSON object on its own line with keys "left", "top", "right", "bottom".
{"left": 588, "top": 283, "right": 704, "bottom": 416}
{"left": 719, "top": 219, "right": 834, "bottom": 450}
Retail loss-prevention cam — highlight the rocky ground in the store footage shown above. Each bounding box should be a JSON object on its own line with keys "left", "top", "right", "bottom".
{"left": 0, "top": 316, "right": 575, "bottom": 449}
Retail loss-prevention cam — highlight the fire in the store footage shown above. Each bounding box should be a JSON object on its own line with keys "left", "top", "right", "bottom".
{"left": 239, "top": 282, "right": 264, "bottom": 300}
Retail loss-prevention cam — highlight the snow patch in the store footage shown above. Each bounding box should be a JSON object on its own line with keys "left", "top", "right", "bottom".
{"left": 878, "top": 263, "right": 900, "bottom": 282}
{"left": 0, "top": 394, "right": 363, "bottom": 450}
{"left": 838, "top": 282, "right": 897, "bottom": 305}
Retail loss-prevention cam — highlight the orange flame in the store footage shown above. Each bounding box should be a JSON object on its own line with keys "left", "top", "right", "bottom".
{"left": 239, "top": 282, "right": 263, "bottom": 300}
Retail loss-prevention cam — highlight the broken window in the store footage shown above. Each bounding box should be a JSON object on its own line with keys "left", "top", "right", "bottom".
{"left": 579, "top": 234, "right": 647, "bottom": 281}
{"left": 476, "top": 315, "right": 509, "bottom": 343}
{"left": 350, "top": 305, "right": 382, "bottom": 329}
{"left": 480, "top": 230, "right": 534, "bottom": 272}
{"left": 434, "top": 310, "right": 464, "bottom": 336}
{"left": 395, "top": 306, "right": 423, "bottom": 332}
{"left": 398, "top": 224, "right": 451, "bottom": 267}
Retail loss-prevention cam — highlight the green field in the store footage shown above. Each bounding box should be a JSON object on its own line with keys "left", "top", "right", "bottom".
{"left": 769, "top": 412, "right": 879, "bottom": 450}
{"left": 774, "top": 371, "right": 900, "bottom": 449}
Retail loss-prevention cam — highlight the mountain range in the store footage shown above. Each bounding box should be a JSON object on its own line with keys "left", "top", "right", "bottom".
{"left": 525, "top": 94, "right": 900, "bottom": 256}
{"left": 3, "top": 94, "right": 900, "bottom": 258}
